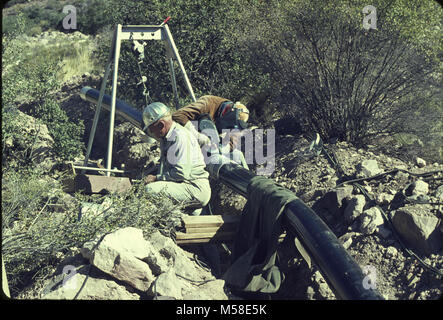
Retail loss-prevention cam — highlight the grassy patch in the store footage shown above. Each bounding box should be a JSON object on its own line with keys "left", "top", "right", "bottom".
{"left": 9, "top": 33, "right": 100, "bottom": 84}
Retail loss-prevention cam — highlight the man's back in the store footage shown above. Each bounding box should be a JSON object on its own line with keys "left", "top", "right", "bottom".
{"left": 157, "top": 122, "right": 209, "bottom": 182}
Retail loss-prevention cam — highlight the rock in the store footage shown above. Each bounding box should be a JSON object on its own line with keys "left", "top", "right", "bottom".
{"left": 147, "top": 231, "right": 199, "bottom": 279}
{"left": 79, "top": 197, "right": 114, "bottom": 220}
{"left": 334, "top": 185, "right": 355, "bottom": 207}
{"left": 41, "top": 265, "right": 140, "bottom": 300}
{"left": 306, "top": 286, "right": 315, "bottom": 300}
{"left": 359, "top": 207, "right": 384, "bottom": 235}
{"left": 113, "top": 122, "right": 160, "bottom": 176}
{"left": 81, "top": 228, "right": 159, "bottom": 291}
{"left": 405, "top": 180, "right": 429, "bottom": 196}
{"left": 415, "top": 157, "right": 426, "bottom": 168}
{"left": 375, "top": 193, "right": 394, "bottom": 206}
{"left": 434, "top": 185, "right": 443, "bottom": 201}
{"left": 385, "top": 246, "right": 398, "bottom": 258}
{"left": 310, "top": 271, "right": 334, "bottom": 299}
{"left": 148, "top": 269, "right": 185, "bottom": 300}
{"left": 338, "top": 232, "right": 358, "bottom": 249}
{"left": 343, "top": 195, "right": 366, "bottom": 223}
{"left": 357, "top": 160, "right": 381, "bottom": 178}
{"left": 392, "top": 204, "right": 443, "bottom": 255}
{"left": 406, "top": 194, "right": 430, "bottom": 204}
{"left": 182, "top": 279, "right": 228, "bottom": 300}
{"left": 313, "top": 185, "right": 354, "bottom": 217}
{"left": 81, "top": 228, "right": 228, "bottom": 300}
{"left": 4, "top": 109, "right": 55, "bottom": 170}
{"left": 394, "top": 170, "right": 409, "bottom": 183}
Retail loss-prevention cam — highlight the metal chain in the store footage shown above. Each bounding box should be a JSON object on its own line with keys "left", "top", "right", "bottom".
{"left": 130, "top": 32, "right": 152, "bottom": 106}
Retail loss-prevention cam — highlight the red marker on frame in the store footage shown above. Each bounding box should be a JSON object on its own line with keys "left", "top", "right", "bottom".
{"left": 160, "top": 16, "right": 171, "bottom": 26}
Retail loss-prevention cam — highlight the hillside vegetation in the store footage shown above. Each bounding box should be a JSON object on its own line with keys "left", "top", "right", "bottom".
{"left": 1, "top": 0, "right": 442, "bottom": 299}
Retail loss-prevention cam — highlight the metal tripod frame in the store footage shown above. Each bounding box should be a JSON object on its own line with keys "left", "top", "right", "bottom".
{"left": 77, "top": 23, "right": 197, "bottom": 176}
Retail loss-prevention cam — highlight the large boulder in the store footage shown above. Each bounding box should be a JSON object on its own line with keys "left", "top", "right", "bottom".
{"left": 81, "top": 228, "right": 158, "bottom": 291}
{"left": 42, "top": 266, "right": 140, "bottom": 300}
{"left": 392, "top": 204, "right": 442, "bottom": 255}
{"left": 74, "top": 227, "right": 229, "bottom": 300}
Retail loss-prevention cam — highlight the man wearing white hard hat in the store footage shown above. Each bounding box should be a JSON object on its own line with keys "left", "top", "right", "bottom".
{"left": 142, "top": 102, "right": 211, "bottom": 212}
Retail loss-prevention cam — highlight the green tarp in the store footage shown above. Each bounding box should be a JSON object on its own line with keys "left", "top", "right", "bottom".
{"left": 223, "top": 175, "right": 298, "bottom": 293}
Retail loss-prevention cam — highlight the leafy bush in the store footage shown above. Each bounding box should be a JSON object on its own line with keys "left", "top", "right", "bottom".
{"left": 234, "top": 0, "right": 442, "bottom": 149}
{"left": 2, "top": 33, "right": 85, "bottom": 163}
{"left": 90, "top": 0, "right": 265, "bottom": 111}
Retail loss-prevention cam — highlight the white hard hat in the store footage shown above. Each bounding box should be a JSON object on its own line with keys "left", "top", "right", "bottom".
{"left": 142, "top": 102, "right": 170, "bottom": 131}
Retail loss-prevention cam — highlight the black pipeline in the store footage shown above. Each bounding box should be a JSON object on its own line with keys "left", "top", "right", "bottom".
{"left": 79, "top": 86, "right": 384, "bottom": 300}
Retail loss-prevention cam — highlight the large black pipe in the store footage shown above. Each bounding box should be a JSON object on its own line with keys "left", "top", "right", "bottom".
{"left": 80, "top": 86, "right": 384, "bottom": 300}
{"left": 80, "top": 86, "right": 144, "bottom": 129}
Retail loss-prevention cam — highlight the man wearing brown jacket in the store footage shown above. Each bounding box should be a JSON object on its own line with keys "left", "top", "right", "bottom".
{"left": 172, "top": 95, "right": 250, "bottom": 156}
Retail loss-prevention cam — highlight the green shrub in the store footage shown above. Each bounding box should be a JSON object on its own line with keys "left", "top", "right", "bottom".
{"left": 90, "top": 0, "right": 265, "bottom": 110}
{"left": 1, "top": 108, "right": 47, "bottom": 169}
{"left": 2, "top": 34, "right": 85, "bottom": 164}
{"left": 233, "top": 0, "right": 442, "bottom": 149}
{"left": 2, "top": 174, "right": 181, "bottom": 297}
{"left": 28, "top": 25, "right": 42, "bottom": 36}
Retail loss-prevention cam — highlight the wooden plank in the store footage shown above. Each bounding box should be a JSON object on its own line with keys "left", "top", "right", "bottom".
{"left": 175, "top": 230, "right": 287, "bottom": 245}
{"left": 182, "top": 215, "right": 241, "bottom": 229}
{"left": 185, "top": 226, "right": 237, "bottom": 234}
{"left": 175, "top": 231, "right": 235, "bottom": 244}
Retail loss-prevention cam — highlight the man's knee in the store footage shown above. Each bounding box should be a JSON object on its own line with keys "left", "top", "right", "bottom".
{"left": 145, "top": 181, "right": 167, "bottom": 195}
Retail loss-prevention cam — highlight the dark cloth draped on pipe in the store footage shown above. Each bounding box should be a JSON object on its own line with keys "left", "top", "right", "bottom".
{"left": 223, "top": 176, "right": 297, "bottom": 293}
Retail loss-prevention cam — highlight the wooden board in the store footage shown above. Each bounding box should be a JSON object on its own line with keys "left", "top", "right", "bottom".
{"left": 175, "top": 231, "right": 236, "bottom": 244}
{"left": 181, "top": 215, "right": 241, "bottom": 229}
{"left": 175, "top": 214, "right": 287, "bottom": 245}
{"left": 176, "top": 214, "right": 240, "bottom": 244}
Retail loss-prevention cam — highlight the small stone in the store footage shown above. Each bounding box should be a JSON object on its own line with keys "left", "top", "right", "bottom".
{"left": 408, "top": 275, "right": 420, "bottom": 287}
{"left": 147, "top": 269, "right": 184, "bottom": 300}
{"left": 405, "top": 180, "right": 429, "bottom": 196}
{"left": 318, "top": 282, "right": 333, "bottom": 299}
{"left": 339, "top": 232, "right": 357, "bottom": 250}
{"left": 435, "top": 185, "right": 443, "bottom": 201}
{"left": 344, "top": 195, "right": 366, "bottom": 223}
{"left": 359, "top": 207, "right": 384, "bottom": 235}
{"left": 385, "top": 246, "right": 398, "bottom": 258}
{"left": 306, "top": 286, "right": 315, "bottom": 300}
{"left": 415, "top": 157, "right": 426, "bottom": 168}
{"left": 376, "top": 193, "right": 394, "bottom": 205}
{"left": 357, "top": 160, "right": 382, "bottom": 178}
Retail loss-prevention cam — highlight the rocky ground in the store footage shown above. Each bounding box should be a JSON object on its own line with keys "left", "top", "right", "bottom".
{"left": 6, "top": 71, "right": 442, "bottom": 300}
{"left": 255, "top": 134, "right": 443, "bottom": 300}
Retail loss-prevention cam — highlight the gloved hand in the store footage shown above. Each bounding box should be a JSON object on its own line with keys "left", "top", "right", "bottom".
{"left": 184, "top": 121, "right": 217, "bottom": 148}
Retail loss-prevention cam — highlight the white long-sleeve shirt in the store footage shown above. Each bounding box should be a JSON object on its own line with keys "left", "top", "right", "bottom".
{"left": 156, "top": 122, "right": 209, "bottom": 182}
